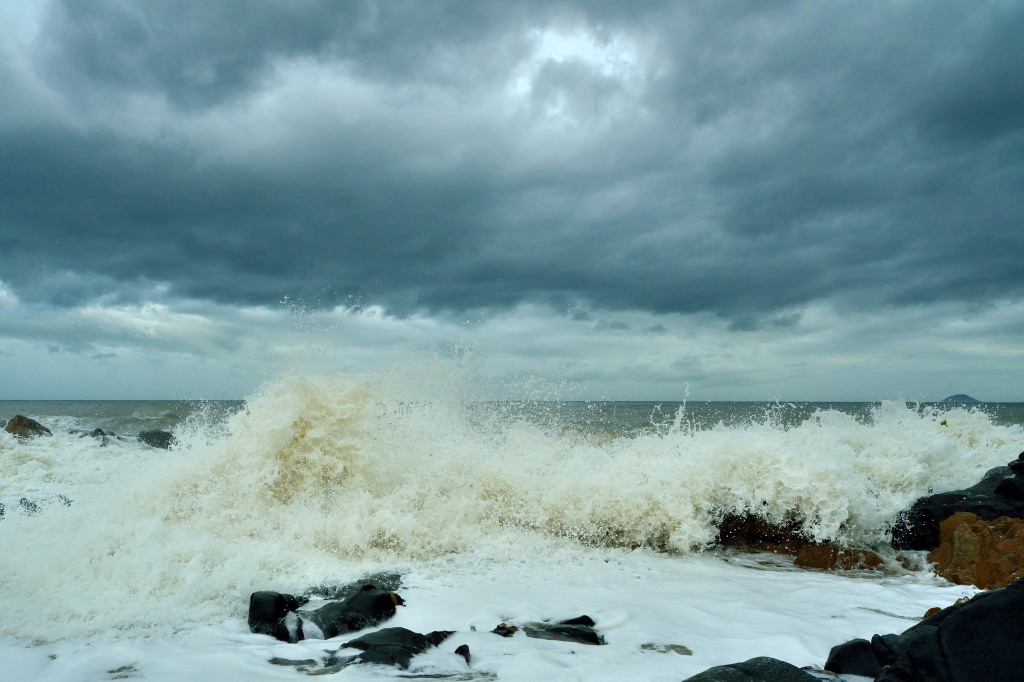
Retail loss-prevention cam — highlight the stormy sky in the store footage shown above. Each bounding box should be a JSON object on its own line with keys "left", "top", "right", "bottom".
{"left": 1, "top": 0, "right": 1022, "bottom": 400}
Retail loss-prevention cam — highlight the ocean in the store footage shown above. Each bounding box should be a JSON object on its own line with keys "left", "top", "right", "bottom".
{"left": 2, "top": 373, "right": 1022, "bottom": 681}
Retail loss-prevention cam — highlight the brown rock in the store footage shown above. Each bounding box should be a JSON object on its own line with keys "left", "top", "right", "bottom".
{"left": 794, "top": 542, "right": 883, "bottom": 570}
{"left": 927, "top": 511, "right": 1024, "bottom": 589}
{"left": 716, "top": 514, "right": 811, "bottom": 554}
{"left": 4, "top": 415, "right": 52, "bottom": 439}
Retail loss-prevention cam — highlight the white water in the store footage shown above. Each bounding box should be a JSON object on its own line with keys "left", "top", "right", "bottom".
{"left": 1, "top": 371, "right": 1020, "bottom": 680}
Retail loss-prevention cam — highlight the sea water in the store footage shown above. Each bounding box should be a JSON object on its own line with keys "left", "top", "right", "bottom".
{"left": 1, "top": 373, "right": 1022, "bottom": 681}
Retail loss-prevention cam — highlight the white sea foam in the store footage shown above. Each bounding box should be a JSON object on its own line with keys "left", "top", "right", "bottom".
{"left": 0, "top": 371, "right": 1020, "bottom": 679}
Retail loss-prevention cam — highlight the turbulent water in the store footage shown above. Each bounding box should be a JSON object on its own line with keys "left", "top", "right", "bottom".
{"left": 1, "top": 374, "right": 1022, "bottom": 680}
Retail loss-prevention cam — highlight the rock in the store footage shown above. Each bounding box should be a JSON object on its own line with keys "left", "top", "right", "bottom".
{"left": 872, "top": 579, "right": 1024, "bottom": 681}
{"left": 522, "top": 615, "right": 605, "bottom": 645}
{"left": 248, "top": 591, "right": 308, "bottom": 640}
{"left": 891, "top": 465, "right": 1024, "bottom": 550}
{"left": 303, "top": 572, "right": 402, "bottom": 600}
{"left": 716, "top": 513, "right": 812, "bottom": 554}
{"left": 794, "top": 542, "right": 883, "bottom": 570}
{"left": 338, "top": 627, "right": 452, "bottom": 669}
{"left": 682, "top": 656, "right": 816, "bottom": 681}
{"left": 824, "top": 637, "right": 882, "bottom": 678}
{"left": 4, "top": 415, "right": 52, "bottom": 439}
{"left": 138, "top": 430, "right": 176, "bottom": 449}
{"left": 926, "top": 511, "right": 1024, "bottom": 589}
{"left": 491, "top": 623, "right": 518, "bottom": 637}
{"left": 303, "top": 584, "right": 404, "bottom": 639}
{"left": 454, "top": 644, "right": 471, "bottom": 664}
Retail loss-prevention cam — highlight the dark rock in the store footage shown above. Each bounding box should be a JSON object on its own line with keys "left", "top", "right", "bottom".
{"left": 522, "top": 616, "right": 605, "bottom": 645}
{"left": 682, "top": 656, "right": 816, "bottom": 681}
{"left": 716, "top": 513, "right": 812, "bottom": 554}
{"left": 891, "top": 465, "right": 1024, "bottom": 550}
{"left": 248, "top": 591, "right": 307, "bottom": 640}
{"left": 5, "top": 415, "right": 52, "bottom": 439}
{"left": 454, "top": 644, "right": 471, "bottom": 664}
{"left": 138, "top": 430, "right": 176, "bottom": 449}
{"left": 303, "top": 584, "right": 403, "bottom": 639}
{"left": 941, "top": 394, "right": 980, "bottom": 403}
{"left": 873, "top": 579, "right": 1024, "bottom": 681}
{"left": 491, "top": 623, "right": 518, "bottom": 637}
{"left": 824, "top": 637, "right": 882, "bottom": 677}
{"left": 303, "top": 572, "right": 402, "bottom": 600}
{"left": 871, "top": 633, "right": 899, "bottom": 667}
{"left": 341, "top": 627, "right": 448, "bottom": 670}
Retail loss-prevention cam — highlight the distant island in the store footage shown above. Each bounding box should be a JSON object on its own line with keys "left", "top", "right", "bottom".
{"left": 941, "top": 394, "right": 980, "bottom": 403}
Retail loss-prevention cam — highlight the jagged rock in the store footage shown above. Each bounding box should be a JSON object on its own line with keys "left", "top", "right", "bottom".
{"left": 682, "top": 656, "right": 816, "bottom": 681}
{"left": 138, "top": 430, "right": 176, "bottom": 449}
{"left": 824, "top": 637, "right": 882, "bottom": 678}
{"left": 870, "top": 579, "right": 1024, "bottom": 681}
{"left": 794, "top": 542, "right": 883, "bottom": 570}
{"left": 926, "top": 511, "right": 1024, "bottom": 589}
{"left": 4, "top": 415, "right": 52, "bottom": 439}
{"left": 716, "top": 513, "right": 812, "bottom": 554}
{"left": 522, "top": 615, "right": 605, "bottom": 645}
{"left": 891, "top": 462, "right": 1024, "bottom": 550}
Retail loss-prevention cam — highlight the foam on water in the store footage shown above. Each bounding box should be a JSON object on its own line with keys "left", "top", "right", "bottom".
{"left": 0, "top": 371, "right": 1020, "bottom": 645}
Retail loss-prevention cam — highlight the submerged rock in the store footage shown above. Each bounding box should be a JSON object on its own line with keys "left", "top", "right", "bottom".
{"left": 716, "top": 513, "right": 812, "bottom": 554}
{"left": 682, "top": 656, "right": 816, "bottom": 681}
{"left": 4, "top": 415, "right": 52, "bottom": 439}
{"left": 335, "top": 627, "right": 452, "bottom": 669}
{"left": 522, "top": 615, "right": 605, "bottom": 645}
{"left": 927, "top": 511, "right": 1024, "bottom": 589}
{"left": 794, "top": 542, "right": 883, "bottom": 570}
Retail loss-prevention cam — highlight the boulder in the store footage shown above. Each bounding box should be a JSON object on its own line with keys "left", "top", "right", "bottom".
{"left": 336, "top": 627, "right": 452, "bottom": 669}
{"left": 4, "top": 415, "right": 52, "bottom": 439}
{"left": 138, "top": 430, "right": 176, "bottom": 449}
{"left": 682, "top": 656, "right": 816, "bottom": 681}
{"left": 794, "top": 542, "right": 883, "bottom": 570}
{"left": 248, "top": 581, "right": 402, "bottom": 643}
{"left": 871, "top": 579, "right": 1024, "bottom": 681}
{"left": 927, "top": 511, "right": 1024, "bottom": 589}
{"left": 824, "top": 637, "right": 882, "bottom": 678}
{"left": 891, "top": 461, "right": 1024, "bottom": 550}
{"left": 522, "top": 615, "right": 605, "bottom": 645}
{"left": 303, "top": 584, "right": 404, "bottom": 639}
{"left": 716, "top": 513, "right": 812, "bottom": 554}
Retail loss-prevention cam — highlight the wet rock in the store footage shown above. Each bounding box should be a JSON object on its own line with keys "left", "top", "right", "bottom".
{"left": 338, "top": 627, "right": 452, "bottom": 669}
{"left": 454, "top": 644, "right": 471, "bottom": 664}
{"left": 891, "top": 463, "right": 1024, "bottom": 550}
{"left": 4, "top": 415, "right": 52, "bottom": 439}
{"left": 716, "top": 513, "right": 812, "bottom": 554}
{"left": 522, "top": 615, "right": 605, "bottom": 645}
{"left": 303, "top": 584, "right": 404, "bottom": 639}
{"left": 926, "top": 511, "right": 1024, "bottom": 589}
{"left": 303, "top": 572, "right": 402, "bottom": 600}
{"left": 824, "top": 637, "right": 882, "bottom": 678}
{"left": 138, "top": 430, "right": 176, "bottom": 449}
{"left": 248, "top": 591, "right": 308, "bottom": 640}
{"left": 682, "top": 656, "right": 816, "bottom": 681}
{"left": 794, "top": 542, "right": 883, "bottom": 570}
{"left": 491, "top": 623, "right": 518, "bottom": 637}
{"left": 871, "top": 579, "right": 1024, "bottom": 681}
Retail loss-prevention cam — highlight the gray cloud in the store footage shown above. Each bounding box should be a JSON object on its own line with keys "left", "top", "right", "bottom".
{"left": 0, "top": 0, "right": 1021, "bottom": 330}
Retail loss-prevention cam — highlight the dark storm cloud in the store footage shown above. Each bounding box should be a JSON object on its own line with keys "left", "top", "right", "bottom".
{"left": 1, "top": 0, "right": 1021, "bottom": 323}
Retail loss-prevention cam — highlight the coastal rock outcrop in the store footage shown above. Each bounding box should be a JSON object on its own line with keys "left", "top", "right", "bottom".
{"left": 794, "top": 542, "right": 883, "bottom": 570}
{"left": 4, "top": 415, "right": 52, "bottom": 439}
{"left": 891, "top": 454, "right": 1024, "bottom": 551}
{"left": 715, "top": 513, "right": 812, "bottom": 554}
{"left": 926, "top": 511, "right": 1024, "bottom": 589}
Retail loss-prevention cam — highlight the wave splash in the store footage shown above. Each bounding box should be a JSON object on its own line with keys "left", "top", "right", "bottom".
{"left": 1, "top": 371, "right": 1019, "bottom": 640}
